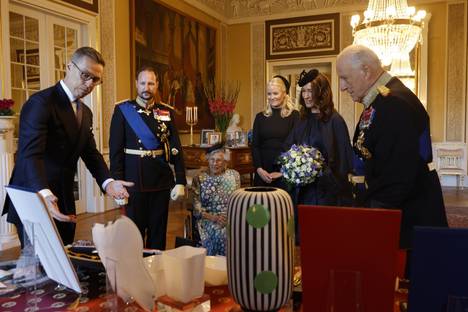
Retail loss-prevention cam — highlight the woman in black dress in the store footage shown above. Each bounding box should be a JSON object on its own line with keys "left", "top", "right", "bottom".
{"left": 252, "top": 76, "right": 300, "bottom": 189}
{"left": 285, "top": 69, "right": 353, "bottom": 206}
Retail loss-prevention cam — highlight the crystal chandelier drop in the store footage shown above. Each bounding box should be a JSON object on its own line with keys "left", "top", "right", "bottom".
{"left": 350, "top": 0, "right": 426, "bottom": 66}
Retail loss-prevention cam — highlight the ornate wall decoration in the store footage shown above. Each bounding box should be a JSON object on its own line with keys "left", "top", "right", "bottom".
{"left": 266, "top": 14, "right": 340, "bottom": 60}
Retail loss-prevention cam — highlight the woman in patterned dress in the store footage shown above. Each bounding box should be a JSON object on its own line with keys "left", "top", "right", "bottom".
{"left": 191, "top": 144, "right": 241, "bottom": 256}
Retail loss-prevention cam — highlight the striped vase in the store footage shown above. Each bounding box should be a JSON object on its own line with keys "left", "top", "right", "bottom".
{"left": 227, "top": 187, "right": 295, "bottom": 312}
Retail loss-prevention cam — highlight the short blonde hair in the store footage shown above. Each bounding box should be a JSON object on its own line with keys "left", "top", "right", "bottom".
{"left": 263, "top": 77, "right": 297, "bottom": 118}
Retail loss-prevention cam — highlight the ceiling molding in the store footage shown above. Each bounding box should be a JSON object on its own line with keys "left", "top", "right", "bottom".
{"left": 184, "top": 0, "right": 449, "bottom": 24}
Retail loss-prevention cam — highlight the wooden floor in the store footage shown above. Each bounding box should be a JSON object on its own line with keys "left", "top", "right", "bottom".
{"left": 1, "top": 186, "right": 468, "bottom": 261}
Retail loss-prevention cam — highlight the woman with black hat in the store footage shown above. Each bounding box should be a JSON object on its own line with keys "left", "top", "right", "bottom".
{"left": 285, "top": 69, "right": 353, "bottom": 207}
{"left": 191, "top": 143, "right": 240, "bottom": 256}
{"left": 251, "top": 75, "right": 300, "bottom": 189}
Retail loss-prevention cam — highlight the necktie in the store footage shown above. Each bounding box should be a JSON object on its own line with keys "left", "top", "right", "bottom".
{"left": 75, "top": 99, "right": 83, "bottom": 127}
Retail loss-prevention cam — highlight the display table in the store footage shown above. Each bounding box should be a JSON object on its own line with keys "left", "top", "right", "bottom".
{"left": 0, "top": 271, "right": 407, "bottom": 312}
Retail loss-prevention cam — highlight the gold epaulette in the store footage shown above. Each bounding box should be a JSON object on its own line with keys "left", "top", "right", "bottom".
{"left": 377, "top": 86, "right": 390, "bottom": 97}
{"left": 115, "top": 98, "right": 131, "bottom": 106}
{"left": 158, "top": 101, "right": 175, "bottom": 110}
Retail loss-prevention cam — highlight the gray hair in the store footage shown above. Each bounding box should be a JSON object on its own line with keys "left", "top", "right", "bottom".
{"left": 206, "top": 148, "right": 230, "bottom": 161}
{"left": 71, "top": 46, "right": 105, "bottom": 66}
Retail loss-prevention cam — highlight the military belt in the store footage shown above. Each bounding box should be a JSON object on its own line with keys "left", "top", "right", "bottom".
{"left": 124, "top": 148, "right": 164, "bottom": 158}
{"left": 348, "top": 161, "right": 436, "bottom": 186}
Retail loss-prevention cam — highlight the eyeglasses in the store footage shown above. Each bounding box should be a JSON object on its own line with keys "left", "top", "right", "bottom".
{"left": 71, "top": 61, "right": 102, "bottom": 85}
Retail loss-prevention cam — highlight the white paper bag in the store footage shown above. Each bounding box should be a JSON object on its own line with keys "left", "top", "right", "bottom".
{"left": 92, "top": 216, "right": 156, "bottom": 311}
{"left": 162, "top": 246, "right": 206, "bottom": 303}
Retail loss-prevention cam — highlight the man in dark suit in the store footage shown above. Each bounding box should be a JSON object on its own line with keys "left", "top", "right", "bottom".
{"left": 4, "top": 47, "right": 133, "bottom": 246}
{"left": 336, "top": 44, "right": 448, "bottom": 249}
{"left": 109, "top": 66, "right": 186, "bottom": 250}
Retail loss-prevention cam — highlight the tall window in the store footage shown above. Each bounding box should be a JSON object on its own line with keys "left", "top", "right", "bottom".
{"left": 9, "top": 12, "right": 40, "bottom": 114}
{"left": 6, "top": 5, "right": 85, "bottom": 212}
{"left": 53, "top": 24, "right": 78, "bottom": 81}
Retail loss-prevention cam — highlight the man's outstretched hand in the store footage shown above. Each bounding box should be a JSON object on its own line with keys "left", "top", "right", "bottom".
{"left": 44, "top": 194, "right": 77, "bottom": 223}
{"left": 105, "top": 180, "right": 134, "bottom": 200}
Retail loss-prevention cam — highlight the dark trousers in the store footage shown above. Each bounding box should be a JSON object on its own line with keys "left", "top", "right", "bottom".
{"left": 15, "top": 218, "right": 75, "bottom": 247}
{"left": 126, "top": 190, "right": 170, "bottom": 250}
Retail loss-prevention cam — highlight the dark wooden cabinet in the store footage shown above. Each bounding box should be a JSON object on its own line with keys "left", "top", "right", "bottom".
{"left": 182, "top": 145, "right": 254, "bottom": 175}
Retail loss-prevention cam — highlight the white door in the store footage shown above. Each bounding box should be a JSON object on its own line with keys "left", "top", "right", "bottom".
{"left": 7, "top": 4, "right": 86, "bottom": 214}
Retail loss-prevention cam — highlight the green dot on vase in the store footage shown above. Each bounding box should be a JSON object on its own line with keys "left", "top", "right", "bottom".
{"left": 287, "top": 217, "right": 295, "bottom": 239}
{"left": 254, "top": 271, "right": 278, "bottom": 294}
{"left": 246, "top": 204, "right": 270, "bottom": 228}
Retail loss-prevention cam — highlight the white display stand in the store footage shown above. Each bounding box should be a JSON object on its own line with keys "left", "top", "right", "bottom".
{"left": 5, "top": 185, "right": 82, "bottom": 293}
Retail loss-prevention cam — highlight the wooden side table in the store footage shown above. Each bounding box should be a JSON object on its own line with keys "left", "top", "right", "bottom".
{"left": 182, "top": 145, "right": 255, "bottom": 184}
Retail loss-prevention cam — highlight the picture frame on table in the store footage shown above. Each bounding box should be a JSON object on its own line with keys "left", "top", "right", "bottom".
{"left": 235, "top": 131, "right": 248, "bottom": 147}
{"left": 208, "top": 132, "right": 222, "bottom": 145}
{"left": 200, "top": 129, "right": 214, "bottom": 146}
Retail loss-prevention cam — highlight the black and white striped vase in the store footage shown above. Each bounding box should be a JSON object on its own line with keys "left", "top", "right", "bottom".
{"left": 227, "top": 187, "right": 295, "bottom": 312}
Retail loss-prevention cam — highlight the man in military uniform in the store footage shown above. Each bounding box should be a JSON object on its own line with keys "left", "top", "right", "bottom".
{"left": 109, "top": 66, "right": 186, "bottom": 250}
{"left": 337, "top": 45, "right": 448, "bottom": 250}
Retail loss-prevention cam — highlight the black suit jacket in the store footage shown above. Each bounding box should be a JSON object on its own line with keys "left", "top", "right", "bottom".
{"left": 109, "top": 101, "right": 186, "bottom": 192}
{"left": 4, "top": 82, "right": 110, "bottom": 224}
{"left": 353, "top": 77, "right": 448, "bottom": 248}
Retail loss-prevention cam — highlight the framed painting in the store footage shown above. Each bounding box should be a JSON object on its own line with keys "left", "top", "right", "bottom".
{"left": 265, "top": 13, "right": 340, "bottom": 60}
{"left": 131, "top": 0, "right": 216, "bottom": 133}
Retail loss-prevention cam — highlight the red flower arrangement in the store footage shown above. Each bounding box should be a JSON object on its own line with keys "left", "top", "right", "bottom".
{"left": 204, "top": 80, "right": 240, "bottom": 134}
{"left": 0, "top": 99, "right": 15, "bottom": 116}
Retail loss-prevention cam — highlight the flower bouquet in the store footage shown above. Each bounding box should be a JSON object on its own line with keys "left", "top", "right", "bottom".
{"left": 278, "top": 144, "right": 325, "bottom": 186}
{"left": 0, "top": 99, "right": 15, "bottom": 116}
{"left": 204, "top": 80, "right": 240, "bottom": 134}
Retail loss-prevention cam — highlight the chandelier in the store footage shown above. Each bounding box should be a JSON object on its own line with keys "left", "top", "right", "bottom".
{"left": 350, "top": 0, "right": 426, "bottom": 66}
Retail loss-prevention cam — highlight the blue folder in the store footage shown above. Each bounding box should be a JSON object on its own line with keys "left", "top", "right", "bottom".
{"left": 408, "top": 227, "right": 468, "bottom": 312}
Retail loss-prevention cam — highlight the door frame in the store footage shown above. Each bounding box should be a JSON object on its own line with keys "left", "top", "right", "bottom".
{"left": 1, "top": 0, "right": 106, "bottom": 213}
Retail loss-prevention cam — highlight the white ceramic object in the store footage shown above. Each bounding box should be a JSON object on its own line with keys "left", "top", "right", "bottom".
{"left": 162, "top": 246, "right": 206, "bottom": 303}
{"left": 204, "top": 256, "right": 228, "bottom": 286}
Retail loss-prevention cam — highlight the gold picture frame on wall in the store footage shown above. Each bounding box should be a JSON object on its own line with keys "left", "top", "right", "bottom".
{"left": 265, "top": 13, "right": 340, "bottom": 60}
{"left": 130, "top": 0, "right": 216, "bottom": 133}
{"left": 60, "top": 0, "right": 98, "bottom": 13}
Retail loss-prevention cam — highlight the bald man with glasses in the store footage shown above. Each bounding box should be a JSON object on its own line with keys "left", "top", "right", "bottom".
{"left": 4, "top": 46, "right": 133, "bottom": 246}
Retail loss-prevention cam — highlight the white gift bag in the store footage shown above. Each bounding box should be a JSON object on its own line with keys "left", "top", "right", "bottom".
{"left": 162, "top": 246, "right": 206, "bottom": 303}
{"left": 92, "top": 216, "right": 156, "bottom": 311}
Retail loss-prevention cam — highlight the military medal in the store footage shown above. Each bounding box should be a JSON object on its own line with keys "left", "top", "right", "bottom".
{"left": 355, "top": 106, "right": 376, "bottom": 160}
{"left": 154, "top": 108, "right": 171, "bottom": 121}
{"left": 137, "top": 108, "right": 152, "bottom": 116}
{"left": 359, "top": 106, "right": 375, "bottom": 130}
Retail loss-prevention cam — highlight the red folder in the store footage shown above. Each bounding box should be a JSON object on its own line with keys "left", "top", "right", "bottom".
{"left": 299, "top": 205, "right": 401, "bottom": 312}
